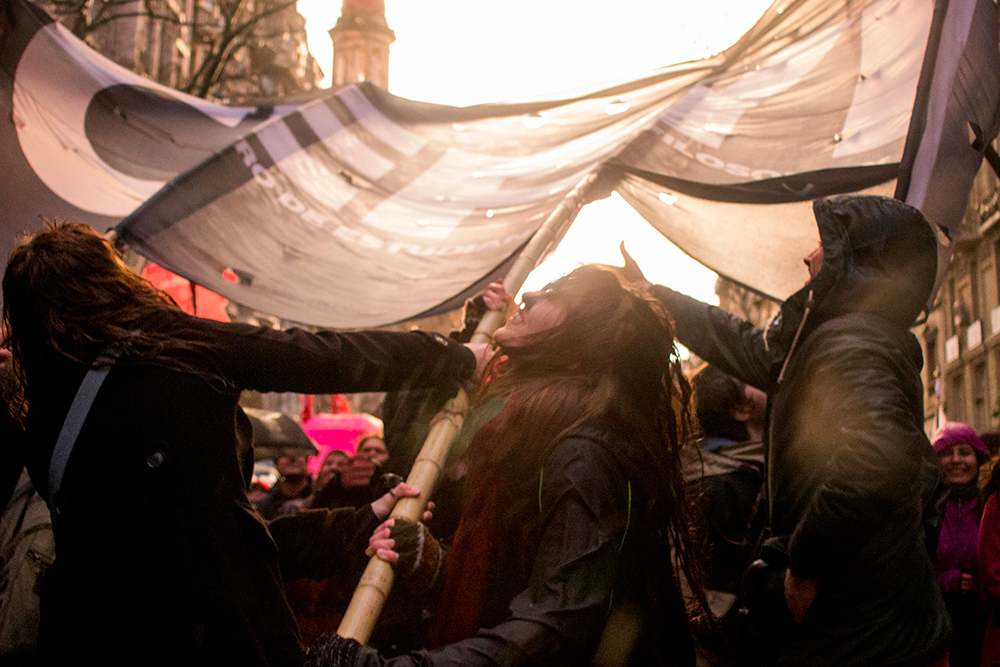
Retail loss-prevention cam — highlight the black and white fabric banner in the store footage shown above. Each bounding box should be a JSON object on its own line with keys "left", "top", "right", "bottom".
{"left": 2, "top": 0, "right": 998, "bottom": 327}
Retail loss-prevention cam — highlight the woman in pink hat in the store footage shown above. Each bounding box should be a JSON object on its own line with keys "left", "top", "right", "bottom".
{"left": 933, "top": 422, "right": 992, "bottom": 667}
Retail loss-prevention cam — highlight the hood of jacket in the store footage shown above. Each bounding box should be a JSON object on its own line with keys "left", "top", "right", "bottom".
{"left": 765, "top": 195, "right": 938, "bottom": 366}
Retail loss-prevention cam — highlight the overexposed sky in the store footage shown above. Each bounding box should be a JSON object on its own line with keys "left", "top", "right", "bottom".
{"left": 295, "top": 0, "right": 775, "bottom": 303}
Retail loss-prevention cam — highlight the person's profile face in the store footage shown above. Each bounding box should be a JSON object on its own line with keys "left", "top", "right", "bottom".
{"left": 803, "top": 244, "right": 824, "bottom": 282}
{"left": 494, "top": 290, "right": 567, "bottom": 346}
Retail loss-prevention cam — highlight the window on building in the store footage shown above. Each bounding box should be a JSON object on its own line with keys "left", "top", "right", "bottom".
{"left": 974, "top": 362, "right": 989, "bottom": 431}
{"left": 982, "top": 263, "right": 995, "bottom": 334}
{"left": 948, "top": 372, "right": 965, "bottom": 423}
{"left": 948, "top": 277, "right": 958, "bottom": 337}
{"left": 926, "top": 336, "right": 938, "bottom": 397}
{"left": 994, "top": 238, "right": 1000, "bottom": 319}
{"left": 960, "top": 279, "right": 975, "bottom": 327}
{"left": 970, "top": 258, "right": 981, "bottom": 321}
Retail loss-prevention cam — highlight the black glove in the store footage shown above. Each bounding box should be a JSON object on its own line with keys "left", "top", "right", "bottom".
{"left": 388, "top": 518, "right": 444, "bottom": 595}
{"left": 306, "top": 634, "right": 383, "bottom": 667}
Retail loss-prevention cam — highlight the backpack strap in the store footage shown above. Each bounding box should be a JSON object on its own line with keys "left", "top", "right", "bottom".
{"left": 47, "top": 343, "right": 123, "bottom": 504}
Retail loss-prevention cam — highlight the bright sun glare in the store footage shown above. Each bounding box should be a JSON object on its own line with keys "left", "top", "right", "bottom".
{"left": 295, "top": 0, "right": 774, "bottom": 304}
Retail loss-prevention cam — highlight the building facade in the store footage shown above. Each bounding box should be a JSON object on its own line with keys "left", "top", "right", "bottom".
{"left": 329, "top": 0, "right": 394, "bottom": 88}
{"left": 35, "top": 0, "right": 321, "bottom": 100}
{"left": 917, "top": 148, "right": 1000, "bottom": 436}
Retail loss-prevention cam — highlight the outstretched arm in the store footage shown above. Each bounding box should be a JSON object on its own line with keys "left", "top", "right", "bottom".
{"left": 160, "top": 311, "right": 477, "bottom": 396}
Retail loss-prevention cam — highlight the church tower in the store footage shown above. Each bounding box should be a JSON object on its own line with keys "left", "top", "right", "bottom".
{"left": 329, "top": 0, "right": 395, "bottom": 88}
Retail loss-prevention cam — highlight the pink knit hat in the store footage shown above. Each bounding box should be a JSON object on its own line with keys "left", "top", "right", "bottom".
{"left": 932, "top": 422, "right": 991, "bottom": 461}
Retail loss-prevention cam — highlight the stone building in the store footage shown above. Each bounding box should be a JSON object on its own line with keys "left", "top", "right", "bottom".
{"left": 329, "top": 0, "right": 394, "bottom": 88}
{"left": 34, "top": 0, "right": 321, "bottom": 100}
{"left": 917, "top": 147, "right": 1000, "bottom": 436}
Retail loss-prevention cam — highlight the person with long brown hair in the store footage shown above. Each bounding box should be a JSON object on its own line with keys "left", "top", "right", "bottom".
{"left": 0, "top": 221, "right": 476, "bottom": 666}
{"left": 308, "top": 265, "right": 702, "bottom": 666}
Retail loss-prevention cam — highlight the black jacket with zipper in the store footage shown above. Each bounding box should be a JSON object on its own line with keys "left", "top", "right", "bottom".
{"left": 651, "top": 195, "right": 950, "bottom": 666}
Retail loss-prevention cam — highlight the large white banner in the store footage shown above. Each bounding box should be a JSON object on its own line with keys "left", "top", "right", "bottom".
{"left": 2, "top": 0, "right": 997, "bottom": 326}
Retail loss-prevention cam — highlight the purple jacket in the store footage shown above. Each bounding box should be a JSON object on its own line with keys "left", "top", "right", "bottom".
{"left": 936, "top": 489, "right": 984, "bottom": 597}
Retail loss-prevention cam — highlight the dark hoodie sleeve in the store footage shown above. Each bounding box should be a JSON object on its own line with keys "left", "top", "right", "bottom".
{"left": 268, "top": 506, "right": 380, "bottom": 580}
{"left": 786, "top": 324, "right": 929, "bottom": 579}
{"left": 159, "top": 312, "right": 476, "bottom": 396}
{"left": 650, "top": 284, "right": 773, "bottom": 391}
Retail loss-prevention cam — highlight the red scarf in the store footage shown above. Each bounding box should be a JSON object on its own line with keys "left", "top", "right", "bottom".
{"left": 425, "top": 481, "right": 499, "bottom": 647}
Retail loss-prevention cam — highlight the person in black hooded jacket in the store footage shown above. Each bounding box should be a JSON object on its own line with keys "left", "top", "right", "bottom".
{"left": 0, "top": 222, "right": 478, "bottom": 667}
{"left": 621, "top": 195, "right": 951, "bottom": 666}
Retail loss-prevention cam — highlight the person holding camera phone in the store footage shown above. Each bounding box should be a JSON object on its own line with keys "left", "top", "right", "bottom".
{"left": 619, "top": 195, "right": 950, "bottom": 666}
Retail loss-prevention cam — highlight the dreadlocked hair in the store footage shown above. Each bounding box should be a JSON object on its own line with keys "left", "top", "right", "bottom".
{"left": 465, "top": 265, "right": 707, "bottom": 620}
{"left": 2, "top": 221, "right": 182, "bottom": 419}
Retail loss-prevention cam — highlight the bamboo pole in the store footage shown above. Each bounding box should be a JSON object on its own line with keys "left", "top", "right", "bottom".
{"left": 336, "top": 169, "right": 602, "bottom": 643}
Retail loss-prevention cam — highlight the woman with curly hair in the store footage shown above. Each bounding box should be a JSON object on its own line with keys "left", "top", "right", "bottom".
{"left": 311, "top": 265, "right": 703, "bottom": 666}
{"left": 0, "top": 221, "right": 476, "bottom": 666}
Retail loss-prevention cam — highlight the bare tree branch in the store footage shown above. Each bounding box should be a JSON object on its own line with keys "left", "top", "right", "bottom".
{"left": 39, "top": 0, "right": 314, "bottom": 99}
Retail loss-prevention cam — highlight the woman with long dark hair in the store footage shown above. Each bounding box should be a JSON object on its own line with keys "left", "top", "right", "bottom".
{"left": 0, "top": 222, "right": 475, "bottom": 666}
{"left": 310, "top": 265, "right": 703, "bottom": 666}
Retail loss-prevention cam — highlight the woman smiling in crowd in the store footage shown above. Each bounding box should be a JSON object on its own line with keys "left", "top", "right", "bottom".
{"left": 933, "top": 422, "right": 992, "bottom": 667}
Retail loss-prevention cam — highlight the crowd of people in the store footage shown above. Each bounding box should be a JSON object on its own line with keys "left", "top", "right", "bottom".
{"left": 1, "top": 194, "right": 999, "bottom": 666}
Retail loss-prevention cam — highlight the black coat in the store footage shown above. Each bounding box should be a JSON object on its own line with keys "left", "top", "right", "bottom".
{"left": 652, "top": 195, "right": 950, "bottom": 666}
{"left": 9, "top": 309, "right": 474, "bottom": 666}
{"left": 357, "top": 422, "right": 694, "bottom": 667}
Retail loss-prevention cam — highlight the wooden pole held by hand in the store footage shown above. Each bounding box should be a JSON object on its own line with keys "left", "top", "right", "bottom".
{"left": 336, "top": 170, "right": 602, "bottom": 643}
